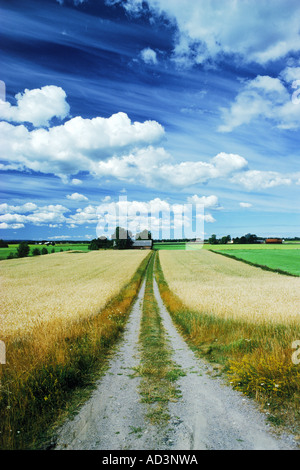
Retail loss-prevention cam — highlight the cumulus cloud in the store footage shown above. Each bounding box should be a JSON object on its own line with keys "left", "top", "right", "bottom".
{"left": 219, "top": 72, "right": 300, "bottom": 132}
{"left": 0, "top": 222, "right": 24, "bottom": 230}
{"left": 0, "top": 86, "right": 70, "bottom": 127}
{"left": 68, "top": 205, "right": 99, "bottom": 226}
{"left": 232, "top": 171, "right": 293, "bottom": 190}
{"left": 186, "top": 194, "right": 222, "bottom": 211}
{"left": 140, "top": 47, "right": 158, "bottom": 65}
{"left": 0, "top": 204, "right": 70, "bottom": 228}
{"left": 0, "top": 202, "right": 38, "bottom": 214}
{"left": 109, "top": 0, "right": 300, "bottom": 65}
{"left": 239, "top": 202, "right": 252, "bottom": 208}
{"left": 95, "top": 149, "right": 248, "bottom": 188}
{"left": 0, "top": 103, "right": 165, "bottom": 179}
{"left": 66, "top": 193, "right": 89, "bottom": 202}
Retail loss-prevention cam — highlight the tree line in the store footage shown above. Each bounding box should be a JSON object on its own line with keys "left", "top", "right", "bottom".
{"left": 5, "top": 241, "right": 62, "bottom": 259}
{"left": 208, "top": 233, "right": 263, "bottom": 245}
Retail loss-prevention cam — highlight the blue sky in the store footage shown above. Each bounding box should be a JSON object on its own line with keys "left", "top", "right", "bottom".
{"left": 0, "top": 0, "right": 299, "bottom": 240}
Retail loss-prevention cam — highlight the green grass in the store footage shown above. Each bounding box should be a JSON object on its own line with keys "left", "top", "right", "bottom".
{"left": 0, "top": 243, "right": 90, "bottom": 260}
{"left": 153, "top": 242, "right": 300, "bottom": 252}
{"left": 208, "top": 243, "right": 300, "bottom": 251}
{"left": 214, "top": 248, "right": 300, "bottom": 276}
{"left": 137, "top": 253, "right": 183, "bottom": 425}
{"left": 153, "top": 242, "right": 187, "bottom": 250}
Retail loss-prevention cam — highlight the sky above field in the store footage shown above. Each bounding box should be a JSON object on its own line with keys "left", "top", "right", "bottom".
{"left": 0, "top": 0, "right": 300, "bottom": 240}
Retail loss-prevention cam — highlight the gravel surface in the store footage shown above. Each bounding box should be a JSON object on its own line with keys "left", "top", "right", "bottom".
{"left": 55, "top": 272, "right": 298, "bottom": 451}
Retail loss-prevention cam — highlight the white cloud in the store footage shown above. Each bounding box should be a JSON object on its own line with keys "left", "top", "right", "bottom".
{"left": 95, "top": 148, "right": 248, "bottom": 188}
{"left": 0, "top": 104, "right": 165, "bottom": 179}
{"left": 239, "top": 202, "right": 253, "bottom": 208}
{"left": 219, "top": 73, "right": 300, "bottom": 132}
{"left": 232, "top": 171, "right": 293, "bottom": 190}
{"left": 196, "top": 213, "right": 216, "bottom": 223}
{"left": 140, "top": 47, "right": 158, "bottom": 65}
{"left": 0, "top": 204, "right": 70, "bottom": 228}
{"left": 117, "top": 0, "right": 300, "bottom": 65}
{"left": 0, "top": 202, "right": 38, "bottom": 214}
{"left": 48, "top": 235, "right": 72, "bottom": 240}
{"left": 0, "top": 86, "right": 69, "bottom": 127}
{"left": 0, "top": 222, "right": 24, "bottom": 230}
{"left": 68, "top": 205, "right": 98, "bottom": 225}
{"left": 66, "top": 192, "right": 89, "bottom": 202}
{"left": 187, "top": 194, "right": 219, "bottom": 208}
{"left": 71, "top": 178, "right": 83, "bottom": 186}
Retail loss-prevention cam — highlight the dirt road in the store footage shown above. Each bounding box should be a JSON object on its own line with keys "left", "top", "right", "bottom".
{"left": 55, "top": 267, "right": 297, "bottom": 450}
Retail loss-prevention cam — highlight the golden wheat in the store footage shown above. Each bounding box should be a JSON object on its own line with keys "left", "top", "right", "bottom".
{"left": 159, "top": 250, "right": 300, "bottom": 324}
{"left": 0, "top": 250, "right": 148, "bottom": 339}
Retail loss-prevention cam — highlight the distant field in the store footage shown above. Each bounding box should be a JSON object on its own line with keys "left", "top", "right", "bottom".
{"left": 153, "top": 242, "right": 187, "bottom": 250}
{"left": 209, "top": 243, "right": 300, "bottom": 251}
{"left": 154, "top": 242, "right": 300, "bottom": 251}
{"left": 0, "top": 243, "right": 90, "bottom": 260}
{"left": 215, "top": 248, "right": 300, "bottom": 276}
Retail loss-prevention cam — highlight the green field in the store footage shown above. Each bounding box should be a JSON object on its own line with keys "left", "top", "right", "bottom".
{"left": 0, "top": 243, "right": 90, "bottom": 260}
{"left": 153, "top": 242, "right": 187, "bottom": 250}
{"left": 153, "top": 241, "right": 300, "bottom": 251}
{"left": 214, "top": 248, "right": 300, "bottom": 276}
{"left": 152, "top": 242, "right": 300, "bottom": 276}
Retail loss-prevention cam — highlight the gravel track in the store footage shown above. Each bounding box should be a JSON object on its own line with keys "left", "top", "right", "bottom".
{"left": 55, "top": 269, "right": 298, "bottom": 451}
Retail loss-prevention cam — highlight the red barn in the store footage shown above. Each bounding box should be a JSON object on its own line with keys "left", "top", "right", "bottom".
{"left": 265, "top": 238, "right": 282, "bottom": 244}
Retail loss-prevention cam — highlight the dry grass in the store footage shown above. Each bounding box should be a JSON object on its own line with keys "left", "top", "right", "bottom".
{"left": 159, "top": 250, "right": 300, "bottom": 325}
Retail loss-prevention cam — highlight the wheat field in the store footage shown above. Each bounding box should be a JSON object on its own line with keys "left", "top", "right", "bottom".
{"left": 159, "top": 250, "right": 300, "bottom": 324}
{"left": 0, "top": 249, "right": 150, "bottom": 449}
{"left": 0, "top": 250, "right": 148, "bottom": 339}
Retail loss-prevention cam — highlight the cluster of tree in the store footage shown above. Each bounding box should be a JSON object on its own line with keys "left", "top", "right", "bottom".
{"left": 88, "top": 237, "right": 114, "bottom": 250}
{"left": 208, "top": 234, "right": 231, "bottom": 245}
{"left": 6, "top": 242, "right": 56, "bottom": 259}
{"left": 208, "top": 233, "right": 261, "bottom": 245}
{"left": 32, "top": 246, "right": 54, "bottom": 256}
{"left": 0, "top": 239, "right": 8, "bottom": 248}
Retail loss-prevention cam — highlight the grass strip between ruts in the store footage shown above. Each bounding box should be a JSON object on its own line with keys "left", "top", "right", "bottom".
{"left": 136, "top": 252, "right": 184, "bottom": 426}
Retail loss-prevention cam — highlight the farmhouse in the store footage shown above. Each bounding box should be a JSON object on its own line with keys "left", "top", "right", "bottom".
{"left": 265, "top": 238, "right": 283, "bottom": 244}
{"left": 132, "top": 240, "right": 153, "bottom": 250}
